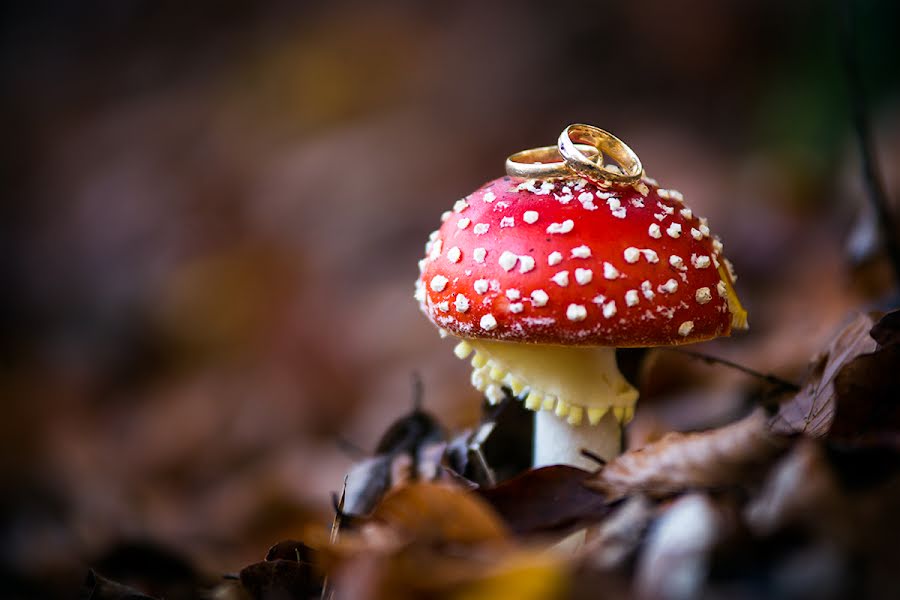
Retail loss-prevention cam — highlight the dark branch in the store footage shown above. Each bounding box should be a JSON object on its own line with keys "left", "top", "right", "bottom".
{"left": 840, "top": 0, "right": 900, "bottom": 284}
{"left": 411, "top": 370, "right": 424, "bottom": 412}
{"left": 669, "top": 348, "right": 801, "bottom": 392}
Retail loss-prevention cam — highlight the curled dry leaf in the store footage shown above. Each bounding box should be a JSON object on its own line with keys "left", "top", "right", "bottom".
{"left": 371, "top": 482, "right": 509, "bottom": 544}
{"left": 585, "top": 409, "right": 786, "bottom": 500}
{"left": 768, "top": 309, "right": 900, "bottom": 447}
{"left": 768, "top": 311, "right": 878, "bottom": 437}
{"left": 344, "top": 397, "right": 447, "bottom": 516}
{"left": 476, "top": 465, "right": 610, "bottom": 535}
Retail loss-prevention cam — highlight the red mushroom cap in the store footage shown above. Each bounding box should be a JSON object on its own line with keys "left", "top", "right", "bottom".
{"left": 416, "top": 176, "right": 746, "bottom": 347}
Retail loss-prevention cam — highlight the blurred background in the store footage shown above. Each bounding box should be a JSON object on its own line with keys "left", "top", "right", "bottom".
{"left": 1, "top": 0, "right": 898, "bottom": 593}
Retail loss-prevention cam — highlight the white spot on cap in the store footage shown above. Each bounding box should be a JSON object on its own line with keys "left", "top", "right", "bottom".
{"left": 440, "top": 211, "right": 452, "bottom": 222}
{"left": 430, "top": 275, "right": 448, "bottom": 292}
{"left": 480, "top": 314, "right": 497, "bottom": 331}
{"left": 607, "top": 197, "right": 621, "bottom": 210}
{"left": 659, "top": 279, "right": 679, "bottom": 294}
{"left": 500, "top": 216, "right": 515, "bottom": 228}
{"left": 548, "top": 251, "right": 563, "bottom": 266}
{"left": 666, "top": 223, "right": 682, "bottom": 238}
{"left": 669, "top": 255, "right": 686, "bottom": 270}
{"left": 611, "top": 208, "right": 626, "bottom": 219}
{"left": 578, "top": 192, "right": 593, "bottom": 204}
{"left": 474, "top": 279, "right": 489, "bottom": 294}
{"left": 566, "top": 304, "right": 587, "bottom": 321}
{"left": 473, "top": 223, "right": 490, "bottom": 235}
{"left": 546, "top": 220, "right": 574, "bottom": 234}
{"left": 699, "top": 224, "right": 710, "bottom": 237}
{"left": 531, "top": 289, "right": 549, "bottom": 306}
{"left": 603, "top": 262, "right": 620, "bottom": 280}
{"left": 717, "top": 281, "right": 727, "bottom": 297}
{"left": 551, "top": 271, "right": 569, "bottom": 287}
{"left": 455, "top": 294, "right": 470, "bottom": 312}
{"left": 692, "top": 254, "right": 711, "bottom": 269}
{"left": 602, "top": 301, "right": 617, "bottom": 318}
{"left": 482, "top": 191, "right": 496, "bottom": 203}
{"left": 695, "top": 287, "right": 712, "bottom": 304}
{"left": 571, "top": 245, "right": 591, "bottom": 259}
{"left": 625, "top": 290, "right": 639, "bottom": 306}
{"left": 592, "top": 295, "right": 606, "bottom": 305}
{"left": 680, "top": 208, "right": 693, "bottom": 219}
{"left": 498, "top": 251, "right": 518, "bottom": 272}
{"left": 649, "top": 223, "right": 662, "bottom": 238}
{"left": 624, "top": 247, "right": 640, "bottom": 263}
{"left": 575, "top": 268, "right": 593, "bottom": 285}
{"left": 506, "top": 289, "right": 521, "bottom": 300}
{"left": 691, "top": 227, "right": 703, "bottom": 240}
{"left": 523, "top": 210, "right": 539, "bottom": 224}
{"left": 473, "top": 248, "right": 486, "bottom": 263}
{"left": 641, "top": 280, "right": 655, "bottom": 300}
{"left": 678, "top": 321, "right": 694, "bottom": 336}
{"left": 447, "top": 247, "right": 461, "bottom": 263}
{"left": 518, "top": 255, "right": 535, "bottom": 273}
{"left": 453, "top": 199, "right": 468, "bottom": 212}
{"left": 458, "top": 218, "right": 471, "bottom": 230}
{"left": 642, "top": 249, "right": 659, "bottom": 263}
{"left": 712, "top": 239, "right": 724, "bottom": 254}
{"left": 656, "top": 201, "right": 674, "bottom": 215}
{"left": 437, "top": 301, "right": 449, "bottom": 312}
{"left": 509, "top": 302, "right": 524, "bottom": 313}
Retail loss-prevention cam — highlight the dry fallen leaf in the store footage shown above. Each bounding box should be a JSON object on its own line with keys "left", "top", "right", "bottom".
{"left": 768, "top": 312, "right": 879, "bottom": 437}
{"left": 768, "top": 309, "right": 900, "bottom": 447}
{"left": 586, "top": 409, "right": 786, "bottom": 500}
{"left": 476, "top": 466, "right": 610, "bottom": 535}
{"left": 371, "top": 482, "right": 509, "bottom": 544}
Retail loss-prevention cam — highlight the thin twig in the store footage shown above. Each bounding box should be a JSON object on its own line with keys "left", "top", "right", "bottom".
{"left": 840, "top": 0, "right": 900, "bottom": 283}
{"left": 580, "top": 448, "right": 608, "bottom": 468}
{"left": 669, "top": 348, "right": 800, "bottom": 392}
{"left": 411, "top": 370, "right": 424, "bottom": 412}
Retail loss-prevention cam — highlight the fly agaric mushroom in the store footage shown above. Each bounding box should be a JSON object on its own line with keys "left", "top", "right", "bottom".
{"left": 415, "top": 127, "right": 747, "bottom": 469}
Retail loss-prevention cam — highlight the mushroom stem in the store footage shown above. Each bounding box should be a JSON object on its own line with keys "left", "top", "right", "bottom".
{"left": 454, "top": 340, "right": 637, "bottom": 468}
{"left": 534, "top": 408, "right": 621, "bottom": 469}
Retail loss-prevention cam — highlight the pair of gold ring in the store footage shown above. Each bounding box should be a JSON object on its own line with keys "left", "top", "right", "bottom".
{"left": 505, "top": 124, "right": 643, "bottom": 184}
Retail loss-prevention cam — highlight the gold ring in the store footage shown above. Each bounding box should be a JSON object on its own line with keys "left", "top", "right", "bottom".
{"left": 558, "top": 124, "right": 643, "bottom": 184}
{"left": 505, "top": 144, "right": 600, "bottom": 179}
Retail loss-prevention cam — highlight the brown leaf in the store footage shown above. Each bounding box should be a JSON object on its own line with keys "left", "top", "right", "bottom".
{"left": 371, "top": 482, "right": 509, "bottom": 544}
{"left": 238, "top": 560, "right": 317, "bottom": 600}
{"left": 586, "top": 410, "right": 786, "bottom": 500}
{"left": 768, "top": 312, "right": 879, "bottom": 437}
{"left": 869, "top": 308, "right": 900, "bottom": 347}
{"left": 768, "top": 310, "right": 900, "bottom": 447}
{"left": 477, "top": 466, "right": 610, "bottom": 535}
{"left": 829, "top": 346, "right": 900, "bottom": 447}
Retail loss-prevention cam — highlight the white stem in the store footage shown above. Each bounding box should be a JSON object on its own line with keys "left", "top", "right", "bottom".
{"left": 534, "top": 408, "right": 621, "bottom": 469}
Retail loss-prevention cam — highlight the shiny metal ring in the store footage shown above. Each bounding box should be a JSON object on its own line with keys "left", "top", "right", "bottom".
{"left": 558, "top": 124, "right": 642, "bottom": 184}
{"left": 505, "top": 144, "right": 600, "bottom": 179}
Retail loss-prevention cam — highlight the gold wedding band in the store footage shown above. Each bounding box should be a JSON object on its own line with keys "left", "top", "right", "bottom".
{"left": 505, "top": 144, "right": 600, "bottom": 179}
{"left": 558, "top": 124, "right": 643, "bottom": 184}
